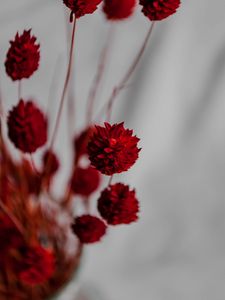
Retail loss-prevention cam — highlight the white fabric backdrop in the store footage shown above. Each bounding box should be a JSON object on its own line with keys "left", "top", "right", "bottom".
{"left": 1, "top": 1, "right": 225, "bottom": 299}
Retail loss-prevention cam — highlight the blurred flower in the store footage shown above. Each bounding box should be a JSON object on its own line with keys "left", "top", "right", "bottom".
{"left": 7, "top": 100, "right": 47, "bottom": 153}
{"left": 5, "top": 29, "right": 40, "bottom": 81}
{"left": 139, "top": 0, "right": 180, "bottom": 21}
{"left": 72, "top": 215, "right": 106, "bottom": 243}
{"left": 98, "top": 183, "right": 139, "bottom": 225}
{"left": 103, "top": 0, "right": 136, "bottom": 20}
{"left": 18, "top": 245, "right": 55, "bottom": 286}
{"left": 87, "top": 122, "right": 140, "bottom": 175}
{"left": 63, "top": 0, "right": 102, "bottom": 19}
{"left": 71, "top": 166, "right": 101, "bottom": 197}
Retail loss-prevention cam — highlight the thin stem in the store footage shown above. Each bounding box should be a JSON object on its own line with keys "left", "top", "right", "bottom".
{"left": 30, "top": 154, "right": 39, "bottom": 176}
{"left": 42, "top": 18, "right": 77, "bottom": 187}
{"left": 86, "top": 24, "right": 114, "bottom": 125}
{"left": 108, "top": 175, "right": 113, "bottom": 186}
{"left": 105, "top": 21, "right": 155, "bottom": 121}
{"left": 0, "top": 201, "right": 25, "bottom": 236}
{"left": 49, "top": 17, "right": 77, "bottom": 151}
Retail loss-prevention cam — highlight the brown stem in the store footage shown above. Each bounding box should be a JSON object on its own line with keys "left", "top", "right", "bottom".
{"left": 30, "top": 154, "right": 40, "bottom": 176}
{"left": 49, "top": 17, "right": 77, "bottom": 152}
{"left": 105, "top": 21, "right": 155, "bottom": 121}
{"left": 86, "top": 24, "right": 114, "bottom": 125}
{"left": 108, "top": 174, "right": 113, "bottom": 186}
{"left": 0, "top": 201, "right": 25, "bottom": 236}
{"left": 43, "top": 17, "right": 77, "bottom": 186}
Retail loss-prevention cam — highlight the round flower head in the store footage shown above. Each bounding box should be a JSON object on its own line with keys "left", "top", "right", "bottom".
{"left": 63, "top": 0, "right": 102, "bottom": 19}
{"left": 103, "top": 0, "right": 136, "bottom": 20}
{"left": 5, "top": 29, "right": 40, "bottom": 81}
{"left": 139, "top": 0, "right": 180, "bottom": 21}
{"left": 71, "top": 166, "right": 101, "bottom": 196}
{"left": 87, "top": 122, "right": 140, "bottom": 175}
{"left": 18, "top": 245, "right": 55, "bottom": 285}
{"left": 72, "top": 215, "right": 106, "bottom": 243}
{"left": 7, "top": 100, "right": 47, "bottom": 153}
{"left": 98, "top": 183, "right": 139, "bottom": 225}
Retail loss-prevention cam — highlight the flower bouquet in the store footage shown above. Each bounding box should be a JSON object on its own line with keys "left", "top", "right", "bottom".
{"left": 0, "top": 0, "right": 180, "bottom": 299}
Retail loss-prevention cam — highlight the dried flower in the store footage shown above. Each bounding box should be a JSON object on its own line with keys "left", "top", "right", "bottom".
{"left": 5, "top": 29, "right": 40, "bottom": 81}
{"left": 139, "top": 0, "right": 180, "bottom": 21}
{"left": 7, "top": 100, "right": 47, "bottom": 153}
{"left": 72, "top": 215, "right": 106, "bottom": 243}
{"left": 98, "top": 183, "right": 139, "bottom": 225}
{"left": 103, "top": 0, "right": 136, "bottom": 20}
{"left": 18, "top": 245, "right": 55, "bottom": 286}
{"left": 87, "top": 122, "right": 140, "bottom": 175}
{"left": 71, "top": 166, "right": 101, "bottom": 196}
{"left": 63, "top": 0, "right": 102, "bottom": 19}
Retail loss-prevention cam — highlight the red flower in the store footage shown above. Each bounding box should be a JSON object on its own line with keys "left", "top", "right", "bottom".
{"left": 63, "top": 0, "right": 102, "bottom": 19}
{"left": 87, "top": 122, "right": 140, "bottom": 175}
{"left": 5, "top": 29, "right": 40, "bottom": 81}
{"left": 18, "top": 245, "right": 55, "bottom": 286}
{"left": 139, "top": 0, "right": 180, "bottom": 21}
{"left": 7, "top": 100, "right": 47, "bottom": 153}
{"left": 98, "top": 183, "right": 139, "bottom": 225}
{"left": 103, "top": 0, "right": 136, "bottom": 20}
{"left": 71, "top": 166, "right": 101, "bottom": 196}
{"left": 72, "top": 215, "right": 106, "bottom": 243}
{"left": 74, "top": 126, "right": 95, "bottom": 162}
{"left": 42, "top": 150, "right": 59, "bottom": 177}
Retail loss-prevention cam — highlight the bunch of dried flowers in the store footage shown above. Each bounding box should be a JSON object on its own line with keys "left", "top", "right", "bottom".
{"left": 0, "top": 0, "right": 181, "bottom": 299}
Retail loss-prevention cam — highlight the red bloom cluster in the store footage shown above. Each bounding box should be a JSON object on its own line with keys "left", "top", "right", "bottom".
{"left": 7, "top": 100, "right": 47, "bottom": 153}
{"left": 71, "top": 166, "right": 101, "bottom": 196}
{"left": 5, "top": 30, "right": 40, "bottom": 81}
{"left": 139, "top": 0, "right": 180, "bottom": 21}
{"left": 103, "top": 0, "right": 136, "bottom": 20}
{"left": 98, "top": 183, "right": 139, "bottom": 225}
{"left": 87, "top": 122, "right": 140, "bottom": 175}
{"left": 72, "top": 215, "right": 106, "bottom": 243}
{"left": 63, "top": 0, "right": 102, "bottom": 19}
{"left": 18, "top": 246, "right": 55, "bottom": 285}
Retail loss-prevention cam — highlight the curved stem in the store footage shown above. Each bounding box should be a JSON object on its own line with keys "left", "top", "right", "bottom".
{"left": 30, "top": 154, "right": 40, "bottom": 176}
{"left": 108, "top": 174, "right": 114, "bottom": 186}
{"left": 86, "top": 24, "right": 114, "bottom": 125}
{"left": 0, "top": 201, "right": 25, "bottom": 236}
{"left": 105, "top": 21, "right": 155, "bottom": 122}
{"left": 49, "top": 17, "right": 77, "bottom": 151}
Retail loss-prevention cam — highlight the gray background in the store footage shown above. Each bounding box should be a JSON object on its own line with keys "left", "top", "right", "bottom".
{"left": 1, "top": 1, "right": 225, "bottom": 299}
